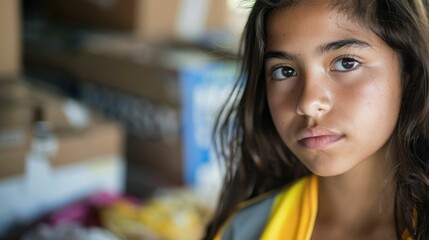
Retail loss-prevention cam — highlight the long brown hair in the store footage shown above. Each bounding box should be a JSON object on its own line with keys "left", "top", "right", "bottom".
{"left": 204, "top": 0, "right": 429, "bottom": 239}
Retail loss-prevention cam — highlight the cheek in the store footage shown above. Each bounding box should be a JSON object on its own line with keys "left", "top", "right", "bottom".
{"left": 337, "top": 82, "right": 379, "bottom": 119}
{"left": 266, "top": 84, "right": 296, "bottom": 126}
{"left": 339, "top": 73, "right": 401, "bottom": 136}
{"left": 266, "top": 85, "right": 303, "bottom": 150}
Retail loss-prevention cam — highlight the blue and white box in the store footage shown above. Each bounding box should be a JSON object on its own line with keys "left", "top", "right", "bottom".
{"left": 181, "top": 60, "right": 237, "bottom": 194}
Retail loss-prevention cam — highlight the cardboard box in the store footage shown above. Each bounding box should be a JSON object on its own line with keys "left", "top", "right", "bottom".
{"left": 0, "top": 0, "right": 21, "bottom": 77}
{"left": 45, "top": 0, "right": 136, "bottom": 30}
{"left": 24, "top": 42, "right": 236, "bottom": 187}
{"left": 0, "top": 77, "right": 125, "bottom": 235}
{"left": 50, "top": 117, "right": 124, "bottom": 167}
{"left": 0, "top": 104, "right": 34, "bottom": 128}
{"left": 0, "top": 80, "right": 45, "bottom": 179}
{"left": 24, "top": 41, "right": 222, "bottom": 107}
{"left": 0, "top": 80, "right": 37, "bottom": 130}
{"left": 0, "top": 79, "right": 98, "bottom": 179}
{"left": 0, "top": 82, "right": 123, "bottom": 192}
{"left": 31, "top": 87, "right": 91, "bottom": 132}
{"left": 0, "top": 79, "right": 91, "bottom": 131}
{"left": 0, "top": 127, "right": 31, "bottom": 179}
{"left": 0, "top": 113, "right": 123, "bottom": 179}
{"left": 0, "top": 114, "right": 125, "bottom": 235}
{"left": 44, "top": 0, "right": 229, "bottom": 41}
{"left": 134, "top": 0, "right": 229, "bottom": 41}
{"left": 0, "top": 79, "right": 31, "bottom": 100}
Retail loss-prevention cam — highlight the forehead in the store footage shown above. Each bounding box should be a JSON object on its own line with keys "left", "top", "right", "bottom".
{"left": 265, "top": 2, "right": 375, "bottom": 52}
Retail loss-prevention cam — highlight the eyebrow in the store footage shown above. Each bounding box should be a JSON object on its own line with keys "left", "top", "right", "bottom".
{"left": 264, "top": 38, "right": 371, "bottom": 61}
{"left": 317, "top": 39, "right": 371, "bottom": 54}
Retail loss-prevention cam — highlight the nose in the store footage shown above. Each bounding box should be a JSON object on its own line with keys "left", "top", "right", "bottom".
{"left": 296, "top": 73, "right": 332, "bottom": 117}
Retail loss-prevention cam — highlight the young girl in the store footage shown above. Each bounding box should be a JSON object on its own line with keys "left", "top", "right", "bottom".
{"left": 204, "top": 0, "right": 429, "bottom": 239}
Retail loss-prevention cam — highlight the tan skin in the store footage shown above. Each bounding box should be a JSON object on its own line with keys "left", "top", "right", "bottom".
{"left": 265, "top": 1, "right": 401, "bottom": 239}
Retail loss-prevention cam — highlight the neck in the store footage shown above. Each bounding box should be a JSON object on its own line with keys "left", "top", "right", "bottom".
{"left": 316, "top": 146, "right": 396, "bottom": 236}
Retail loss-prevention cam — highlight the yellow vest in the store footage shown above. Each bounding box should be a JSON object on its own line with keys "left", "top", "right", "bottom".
{"left": 216, "top": 175, "right": 412, "bottom": 240}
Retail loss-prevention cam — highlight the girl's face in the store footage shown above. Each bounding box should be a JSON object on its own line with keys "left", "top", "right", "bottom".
{"left": 265, "top": 2, "right": 402, "bottom": 177}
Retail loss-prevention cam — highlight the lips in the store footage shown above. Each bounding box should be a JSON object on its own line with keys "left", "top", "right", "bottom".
{"left": 297, "top": 127, "right": 343, "bottom": 149}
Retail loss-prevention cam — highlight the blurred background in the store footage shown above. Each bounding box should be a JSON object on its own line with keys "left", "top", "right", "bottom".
{"left": 0, "top": 0, "right": 251, "bottom": 239}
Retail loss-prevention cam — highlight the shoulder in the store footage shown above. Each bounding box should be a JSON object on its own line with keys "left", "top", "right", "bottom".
{"left": 218, "top": 176, "right": 313, "bottom": 240}
{"left": 219, "top": 189, "right": 280, "bottom": 240}
{"left": 216, "top": 176, "right": 310, "bottom": 240}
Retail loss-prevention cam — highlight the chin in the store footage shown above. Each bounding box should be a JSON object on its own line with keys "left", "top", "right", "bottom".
{"left": 305, "top": 161, "right": 353, "bottom": 178}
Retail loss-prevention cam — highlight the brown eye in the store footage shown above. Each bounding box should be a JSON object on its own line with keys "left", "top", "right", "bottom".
{"left": 272, "top": 66, "right": 297, "bottom": 80}
{"left": 333, "top": 57, "right": 360, "bottom": 71}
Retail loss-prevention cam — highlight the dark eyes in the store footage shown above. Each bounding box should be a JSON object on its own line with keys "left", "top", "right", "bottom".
{"left": 272, "top": 66, "right": 296, "bottom": 80}
{"left": 269, "top": 57, "right": 360, "bottom": 80}
{"left": 332, "top": 57, "right": 360, "bottom": 71}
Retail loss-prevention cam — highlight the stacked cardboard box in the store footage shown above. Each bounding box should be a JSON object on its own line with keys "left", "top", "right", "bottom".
{"left": 0, "top": 80, "right": 57, "bottom": 179}
{"left": 24, "top": 33, "right": 237, "bottom": 192}
{"left": 44, "top": 0, "right": 230, "bottom": 42}
{"left": 0, "top": 79, "right": 125, "bottom": 236}
{"left": 23, "top": 0, "right": 240, "bottom": 196}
